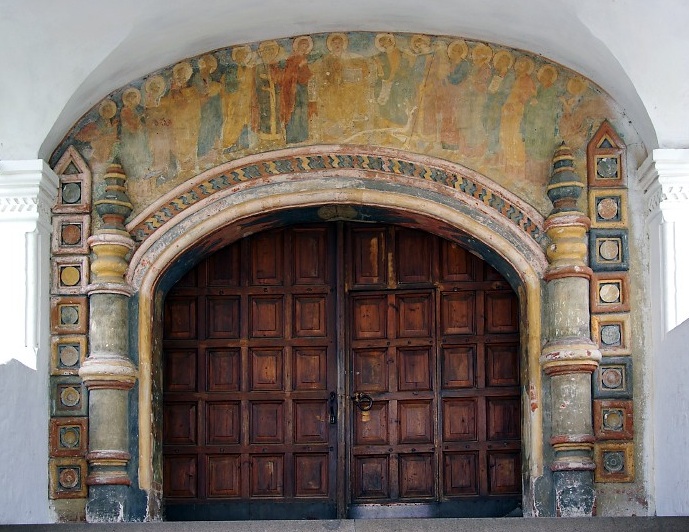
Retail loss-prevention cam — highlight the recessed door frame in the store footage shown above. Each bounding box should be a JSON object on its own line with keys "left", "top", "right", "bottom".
{"left": 127, "top": 147, "right": 547, "bottom": 519}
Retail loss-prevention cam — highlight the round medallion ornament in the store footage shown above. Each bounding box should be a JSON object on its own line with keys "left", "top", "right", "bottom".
{"left": 60, "top": 386, "right": 81, "bottom": 407}
{"left": 597, "top": 198, "right": 619, "bottom": 220}
{"left": 597, "top": 157, "right": 618, "bottom": 179}
{"left": 59, "top": 345, "right": 80, "bottom": 367}
{"left": 601, "top": 368, "right": 623, "bottom": 389}
{"left": 603, "top": 409, "right": 624, "bottom": 431}
{"left": 59, "top": 427, "right": 80, "bottom": 448}
{"left": 601, "top": 325, "right": 621, "bottom": 346}
{"left": 603, "top": 451, "right": 624, "bottom": 473}
{"left": 60, "top": 266, "right": 81, "bottom": 287}
{"left": 58, "top": 467, "right": 80, "bottom": 489}
{"left": 60, "top": 306, "right": 79, "bottom": 325}
{"left": 599, "top": 240, "right": 620, "bottom": 261}
{"left": 61, "top": 224, "right": 82, "bottom": 246}
{"left": 62, "top": 183, "right": 81, "bottom": 204}
{"left": 599, "top": 283, "right": 621, "bottom": 304}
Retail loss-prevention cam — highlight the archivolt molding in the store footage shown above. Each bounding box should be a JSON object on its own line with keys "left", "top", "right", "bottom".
{"left": 131, "top": 162, "right": 548, "bottom": 494}
{"left": 126, "top": 146, "right": 548, "bottom": 288}
{"left": 128, "top": 146, "right": 546, "bottom": 243}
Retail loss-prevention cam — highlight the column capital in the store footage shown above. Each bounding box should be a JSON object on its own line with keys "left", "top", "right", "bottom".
{"left": 0, "top": 159, "right": 58, "bottom": 227}
{"left": 640, "top": 148, "right": 689, "bottom": 221}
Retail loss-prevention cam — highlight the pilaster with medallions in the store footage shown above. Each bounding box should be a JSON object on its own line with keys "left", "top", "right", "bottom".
{"left": 586, "top": 122, "right": 635, "bottom": 484}
{"left": 541, "top": 143, "right": 601, "bottom": 516}
{"left": 49, "top": 147, "right": 92, "bottom": 515}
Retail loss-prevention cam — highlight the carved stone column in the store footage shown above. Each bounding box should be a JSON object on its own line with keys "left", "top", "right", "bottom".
{"left": 78, "top": 163, "right": 137, "bottom": 522}
{"left": 541, "top": 144, "right": 601, "bottom": 516}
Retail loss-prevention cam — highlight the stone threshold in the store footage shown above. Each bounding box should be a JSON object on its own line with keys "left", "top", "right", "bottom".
{"left": 4, "top": 517, "right": 689, "bottom": 532}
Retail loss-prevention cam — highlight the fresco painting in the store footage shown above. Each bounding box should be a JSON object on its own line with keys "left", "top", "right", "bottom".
{"left": 52, "top": 32, "right": 628, "bottom": 216}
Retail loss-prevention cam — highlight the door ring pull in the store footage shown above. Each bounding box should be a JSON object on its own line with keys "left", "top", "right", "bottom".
{"left": 352, "top": 392, "right": 374, "bottom": 411}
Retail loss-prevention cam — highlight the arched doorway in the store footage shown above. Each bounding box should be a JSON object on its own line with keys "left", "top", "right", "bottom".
{"left": 161, "top": 222, "right": 522, "bottom": 520}
{"left": 127, "top": 148, "right": 547, "bottom": 520}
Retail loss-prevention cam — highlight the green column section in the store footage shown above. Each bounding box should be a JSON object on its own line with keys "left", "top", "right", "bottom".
{"left": 541, "top": 144, "right": 601, "bottom": 516}
{"left": 78, "top": 163, "right": 137, "bottom": 522}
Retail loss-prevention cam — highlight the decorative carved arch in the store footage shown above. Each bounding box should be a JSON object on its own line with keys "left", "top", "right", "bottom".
{"left": 129, "top": 146, "right": 548, "bottom": 512}
{"left": 127, "top": 145, "right": 547, "bottom": 287}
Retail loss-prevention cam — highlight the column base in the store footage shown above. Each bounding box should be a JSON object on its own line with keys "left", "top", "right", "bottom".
{"left": 85, "top": 485, "right": 130, "bottom": 523}
{"left": 553, "top": 470, "right": 596, "bottom": 517}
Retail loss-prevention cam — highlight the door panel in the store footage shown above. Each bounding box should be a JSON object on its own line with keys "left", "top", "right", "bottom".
{"left": 346, "top": 226, "right": 521, "bottom": 517}
{"left": 162, "top": 223, "right": 521, "bottom": 520}
{"left": 163, "top": 226, "right": 337, "bottom": 520}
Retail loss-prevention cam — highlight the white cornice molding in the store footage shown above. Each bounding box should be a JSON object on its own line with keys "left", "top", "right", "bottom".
{"left": 0, "top": 159, "right": 59, "bottom": 225}
{"left": 639, "top": 149, "right": 689, "bottom": 220}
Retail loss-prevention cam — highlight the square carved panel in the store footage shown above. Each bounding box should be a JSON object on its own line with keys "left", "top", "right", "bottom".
{"left": 589, "top": 189, "right": 628, "bottom": 229}
{"left": 51, "top": 214, "right": 91, "bottom": 255}
{"left": 591, "top": 313, "right": 631, "bottom": 356}
{"left": 593, "top": 357, "right": 632, "bottom": 399}
{"left": 50, "top": 376, "right": 88, "bottom": 417}
{"left": 51, "top": 296, "right": 88, "bottom": 335}
{"left": 49, "top": 457, "right": 88, "bottom": 499}
{"left": 590, "top": 272, "right": 630, "bottom": 314}
{"left": 589, "top": 229, "right": 629, "bottom": 272}
{"left": 52, "top": 256, "right": 89, "bottom": 295}
{"left": 594, "top": 399, "right": 633, "bottom": 440}
{"left": 50, "top": 417, "right": 88, "bottom": 457}
{"left": 50, "top": 335, "right": 87, "bottom": 375}
{"left": 594, "top": 441, "right": 634, "bottom": 483}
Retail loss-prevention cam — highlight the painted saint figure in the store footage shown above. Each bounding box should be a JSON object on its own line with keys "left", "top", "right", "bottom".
{"left": 414, "top": 40, "right": 456, "bottom": 146}
{"left": 143, "top": 75, "right": 173, "bottom": 178}
{"left": 558, "top": 75, "right": 608, "bottom": 150}
{"left": 373, "top": 33, "right": 411, "bottom": 127}
{"left": 499, "top": 55, "right": 537, "bottom": 178}
{"left": 75, "top": 98, "right": 119, "bottom": 175}
{"left": 406, "top": 34, "right": 436, "bottom": 143}
{"left": 168, "top": 61, "right": 201, "bottom": 174}
{"left": 315, "top": 32, "right": 372, "bottom": 140}
{"left": 194, "top": 54, "right": 223, "bottom": 161}
{"left": 119, "top": 87, "right": 151, "bottom": 175}
{"left": 256, "top": 40, "right": 282, "bottom": 141}
{"left": 222, "top": 45, "right": 258, "bottom": 151}
{"left": 523, "top": 64, "right": 560, "bottom": 161}
{"left": 464, "top": 43, "right": 493, "bottom": 156}
{"left": 440, "top": 39, "right": 472, "bottom": 150}
{"left": 484, "top": 50, "right": 515, "bottom": 154}
{"left": 280, "top": 36, "right": 314, "bottom": 144}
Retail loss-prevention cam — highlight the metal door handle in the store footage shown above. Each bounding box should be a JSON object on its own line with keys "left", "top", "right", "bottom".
{"left": 329, "top": 391, "right": 337, "bottom": 424}
{"left": 351, "top": 392, "right": 374, "bottom": 411}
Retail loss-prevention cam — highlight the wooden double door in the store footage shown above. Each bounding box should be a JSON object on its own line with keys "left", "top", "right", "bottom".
{"left": 162, "top": 223, "right": 522, "bottom": 520}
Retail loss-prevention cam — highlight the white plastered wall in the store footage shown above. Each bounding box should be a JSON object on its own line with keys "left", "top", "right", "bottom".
{"left": 0, "top": 160, "right": 57, "bottom": 524}
{"left": 640, "top": 149, "right": 689, "bottom": 516}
